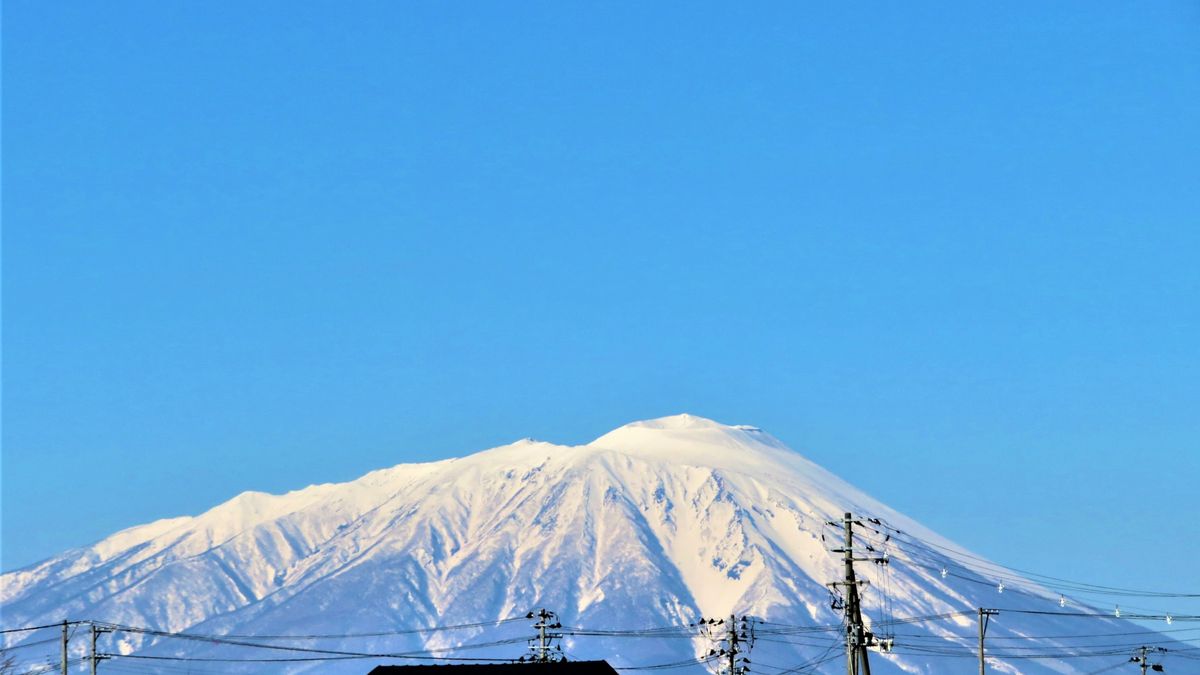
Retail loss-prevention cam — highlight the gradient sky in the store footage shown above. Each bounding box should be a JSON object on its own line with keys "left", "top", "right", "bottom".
{"left": 3, "top": 1, "right": 1198, "bottom": 619}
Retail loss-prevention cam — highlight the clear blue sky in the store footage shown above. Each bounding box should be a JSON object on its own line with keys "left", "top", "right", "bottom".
{"left": 3, "top": 1, "right": 1198, "bottom": 616}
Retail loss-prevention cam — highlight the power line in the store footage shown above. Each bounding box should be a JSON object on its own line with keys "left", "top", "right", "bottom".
{"left": 3, "top": 595, "right": 1194, "bottom": 673}
{"left": 0, "top": 623, "right": 86, "bottom": 636}
{"left": 93, "top": 616, "right": 528, "bottom": 640}
{"left": 868, "top": 522, "right": 1200, "bottom": 599}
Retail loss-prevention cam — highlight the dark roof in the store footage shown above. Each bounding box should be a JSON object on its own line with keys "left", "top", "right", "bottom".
{"left": 369, "top": 662, "right": 619, "bottom": 675}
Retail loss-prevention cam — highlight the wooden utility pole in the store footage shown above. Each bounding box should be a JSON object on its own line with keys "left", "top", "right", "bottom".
{"left": 977, "top": 608, "right": 997, "bottom": 675}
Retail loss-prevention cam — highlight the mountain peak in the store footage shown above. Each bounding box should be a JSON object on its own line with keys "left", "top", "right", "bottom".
{"left": 1, "top": 413, "right": 1160, "bottom": 675}
{"left": 591, "top": 413, "right": 768, "bottom": 443}
{"left": 609, "top": 413, "right": 734, "bottom": 431}
{"left": 583, "top": 413, "right": 794, "bottom": 473}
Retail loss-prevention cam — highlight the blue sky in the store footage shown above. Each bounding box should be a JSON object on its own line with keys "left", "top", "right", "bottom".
{"left": 3, "top": 0, "right": 1198, "bottom": 617}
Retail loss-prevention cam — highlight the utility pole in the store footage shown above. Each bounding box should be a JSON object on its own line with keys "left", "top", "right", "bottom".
{"left": 723, "top": 615, "right": 754, "bottom": 675}
{"left": 827, "top": 512, "right": 883, "bottom": 675}
{"left": 527, "top": 609, "right": 563, "bottom": 663}
{"left": 698, "top": 615, "right": 754, "bottom": 675}
{"left": 844, "top": 512, "right": 867, "bottom": 675}
{"left": 1132, "top": 646, "right": 1165, "bottom": 674}
{"left": 977, "top": 608, "right": 998, "bottom": 675}
{"left": 89, "top": 623, "right": 108, "bottom": 675}
{"left": 60, "top": 620, "right": 69, "bottom": 675}
{"left": 727, "top": 615, "right": 740, "bottom": 675}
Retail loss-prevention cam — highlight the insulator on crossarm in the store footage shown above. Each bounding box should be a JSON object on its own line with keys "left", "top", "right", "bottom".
{"left": 940, "top": 568, "right": 948, "bottom": 579}
{"left": 1059, "top": 595, "right": 1066, "bottom": 608}
{"left": 997, "top": 581, "right": 1004, "bottom": 594}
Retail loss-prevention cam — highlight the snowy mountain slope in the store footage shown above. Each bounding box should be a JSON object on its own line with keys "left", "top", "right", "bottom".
{"left": 1, "top": 415, "right": 1188, "bottom": 674}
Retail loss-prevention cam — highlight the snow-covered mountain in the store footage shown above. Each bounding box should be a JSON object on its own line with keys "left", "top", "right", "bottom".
{"left": 1, "top": 415, "right": 1187, "bottom": 673}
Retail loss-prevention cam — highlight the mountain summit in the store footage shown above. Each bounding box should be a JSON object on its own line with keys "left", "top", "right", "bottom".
{"left": 0, "top": 416, "right": 1172, "bottom": 673}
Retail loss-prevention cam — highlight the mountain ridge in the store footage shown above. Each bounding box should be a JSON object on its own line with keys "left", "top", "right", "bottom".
{"left": 1, "top": 414, "right": 1185, "bottom": 674}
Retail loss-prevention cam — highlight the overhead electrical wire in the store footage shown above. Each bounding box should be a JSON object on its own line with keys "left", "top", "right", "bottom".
{"left": 96, "top": 616, "right": 529, "bottom": 641}
{"left": 2, "top": 612, "right": 1194, "bottom": 675}
{"left": 7, "top": 525, "right": 1199, "bottom": 674}
{"left": 0, "top": 621, "right": 86, "bottom": 635}
{"left": 867, "top": 521, "right": 1200, "bottom": 599}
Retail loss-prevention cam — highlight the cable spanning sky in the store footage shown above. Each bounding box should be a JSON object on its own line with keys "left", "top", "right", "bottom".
{"left": 3, "top": 0, "right": 1198, "bottom": 630}
{"left": 5, "top": 608, "right": 1200, "bottom": 673}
